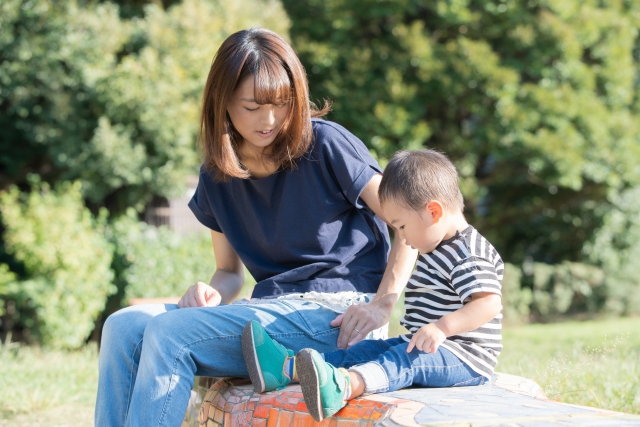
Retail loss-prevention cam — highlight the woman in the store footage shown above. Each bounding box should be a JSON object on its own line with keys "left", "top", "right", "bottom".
{"left": 95, "top": 28, "right": 416, "bottom": 427}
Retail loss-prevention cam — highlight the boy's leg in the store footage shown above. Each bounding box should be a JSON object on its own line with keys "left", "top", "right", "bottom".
{"left": 350, "top": 341, "right": 485, "bottom": 394}
{"left": 323, "top": 337, "right": 405, "bottom": 369}
{"left": 296, "top": 348, "right": 352, "bottom": 422}
{"left": 290, "top": 339, "right": 405, "bottom": 422}
{"left": 242, "top": 323, "right": 400, "bottom": 393}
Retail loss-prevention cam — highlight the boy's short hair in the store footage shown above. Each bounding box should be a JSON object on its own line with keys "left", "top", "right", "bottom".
{"left": 379, "top": 149, "right": 464, "bottom": 213}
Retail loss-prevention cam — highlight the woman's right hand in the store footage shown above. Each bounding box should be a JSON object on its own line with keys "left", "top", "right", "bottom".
{"left": 178, "top": 281, "right": 222, "bottom": 308}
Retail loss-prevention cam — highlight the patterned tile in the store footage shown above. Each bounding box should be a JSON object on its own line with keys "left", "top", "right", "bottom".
{"left": 197, "top": 380, "right": 395, "bottom": 427}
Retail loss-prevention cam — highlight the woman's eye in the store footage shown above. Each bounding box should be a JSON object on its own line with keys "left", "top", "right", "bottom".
{"left": 276, "top": 102, "right": 288, "bottom": 108}
{"left": 244, "top": 107, "right": 259, "bottom": 112}
{"left": 399, "top": 225, "right": 405, "bottom": 230}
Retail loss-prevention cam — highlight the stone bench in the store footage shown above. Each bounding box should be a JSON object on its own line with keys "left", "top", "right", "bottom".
{"left": 185, "top": 373, "right": 640, "bottom": 427}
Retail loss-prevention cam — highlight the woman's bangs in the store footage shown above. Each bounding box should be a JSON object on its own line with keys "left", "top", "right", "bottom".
{"left": 253, "top": 57, "right": 292, "bottom": 105}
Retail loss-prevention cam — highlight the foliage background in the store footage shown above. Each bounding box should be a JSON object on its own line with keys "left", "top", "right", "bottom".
{"left": 0, "top": 0, "right": 288, "bottom": 348}
{"left": 0, "top": 0, "right": 639, "bottom": 349}
{"left": 280, "top": 0, "right": 640, "bottom": 320}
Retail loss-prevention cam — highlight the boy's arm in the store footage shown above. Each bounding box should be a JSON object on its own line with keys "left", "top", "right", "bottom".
{"left": 407, "top": 292, "right": 502, "bottom": 353}
{"left": 435, "top": 292, "right": 502, "bottom": 336}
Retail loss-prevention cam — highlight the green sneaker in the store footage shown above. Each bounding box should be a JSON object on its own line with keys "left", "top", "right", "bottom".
{"left": 297, "top": 348, "right": 350, "bottom": 422}
{"left": 241, "top": 320, "right": 294, "bottom": 393}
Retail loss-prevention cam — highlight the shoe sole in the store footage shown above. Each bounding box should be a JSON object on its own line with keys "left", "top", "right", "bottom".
{"left": 297, "top": 349, "right": 324, "bottom": 422}
{"left": 241, "top": 322, "right": 266, "bottom": 393}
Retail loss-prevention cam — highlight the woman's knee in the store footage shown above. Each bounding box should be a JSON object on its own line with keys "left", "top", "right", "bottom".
{"left": 102, "top": 305, "right": 168, "bottom": 348}
{"left": 141, "top": 308, "right": 197, "bottom": 352}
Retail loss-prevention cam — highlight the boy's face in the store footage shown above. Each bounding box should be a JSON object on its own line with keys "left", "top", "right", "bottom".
{"left": 382, "top": 200, "right": 448, "bottom": 254}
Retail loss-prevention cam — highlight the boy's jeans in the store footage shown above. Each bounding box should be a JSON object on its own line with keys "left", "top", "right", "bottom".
{"left": 323, "top": 337, "right": 486, "bottom": 393}
{"left": 95, "top": 299, "right": 347, "bottom": 427}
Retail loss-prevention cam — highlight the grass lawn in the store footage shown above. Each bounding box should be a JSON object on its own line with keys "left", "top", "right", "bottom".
{"left": 0, "top": 343, "right": 98, "bottom": 426}
{"left": 499, "top": 317, "right": 640, "bottom": 414}
{"left": 1, "top": 317, "right": 638, "bottom": 426}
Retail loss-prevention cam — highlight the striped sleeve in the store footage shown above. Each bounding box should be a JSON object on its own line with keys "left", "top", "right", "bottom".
{"left": 450, "top": 256, "right": 502, "bottom": 302}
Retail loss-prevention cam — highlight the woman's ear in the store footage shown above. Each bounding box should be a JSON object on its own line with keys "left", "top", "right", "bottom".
{"left": 426, "top": 201, "right": 444, "bottom": 224}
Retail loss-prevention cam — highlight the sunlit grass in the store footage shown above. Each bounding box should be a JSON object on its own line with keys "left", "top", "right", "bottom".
{"left": 499, "top": 317, "right": 640, "bottom": 414}
{"left": 0, "top": 342, "right": 98, "bottom": 421}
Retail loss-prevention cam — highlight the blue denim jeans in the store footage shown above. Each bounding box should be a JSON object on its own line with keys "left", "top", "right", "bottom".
{"left": 95, "top": 299, "right": 347, "bottom": 427}
{"left": 323, "top": 337, "right": 485, "bottom": 393}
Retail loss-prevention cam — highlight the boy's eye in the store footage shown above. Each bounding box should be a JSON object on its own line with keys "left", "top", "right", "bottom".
{"left": 399, "top": 225, "right": 405, "bottom": 230}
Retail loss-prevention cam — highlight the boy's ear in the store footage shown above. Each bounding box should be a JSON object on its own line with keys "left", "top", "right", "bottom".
{"left": 426, "top": 201, "right": 444, "bottom": 224}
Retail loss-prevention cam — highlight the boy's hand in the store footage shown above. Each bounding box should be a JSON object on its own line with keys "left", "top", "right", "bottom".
{"left": 407, "top": 323, "right": 446, "bottom": 353}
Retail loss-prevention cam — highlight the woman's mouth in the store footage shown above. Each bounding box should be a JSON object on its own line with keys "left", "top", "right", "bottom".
{"left": 257, "top": 129, "right": 274, "bottom": 138}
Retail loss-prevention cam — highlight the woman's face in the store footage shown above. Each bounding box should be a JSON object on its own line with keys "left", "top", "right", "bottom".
{"left": 226, "top": 77, "right": 290, "bottom": 154}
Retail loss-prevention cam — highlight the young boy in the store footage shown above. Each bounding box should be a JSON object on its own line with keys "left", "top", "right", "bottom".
{"left": 241, "top": 149, "right": 504, "bottom": 422}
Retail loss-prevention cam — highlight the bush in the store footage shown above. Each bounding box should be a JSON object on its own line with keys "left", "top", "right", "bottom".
{"left": 530, "top": 261, "right": 606, "bottom": 318}
{"left": 500, "top": 260, "right": 612, "bottom": 322}
{"left": 584, "top": 186, "right": 640, "bottom": 315}
{"left": 501, "top": 263, "right": 531, "bottom": 324}
{"left": 0, "top": 181, "right": 114, "bottom": 349}
{"left": 107, "top": 214, "right": 255, "bottom": 304}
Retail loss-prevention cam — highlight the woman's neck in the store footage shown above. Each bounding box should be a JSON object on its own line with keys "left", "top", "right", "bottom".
{"left": 238, "top": 141, "right": 279, "bottom": 179}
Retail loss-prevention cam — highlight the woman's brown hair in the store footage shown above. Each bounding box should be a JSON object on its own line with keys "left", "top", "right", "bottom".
{"left": 200, "top": 28, "right": 330, "bottom": 181}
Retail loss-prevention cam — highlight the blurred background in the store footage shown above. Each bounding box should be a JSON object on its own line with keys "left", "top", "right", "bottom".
{"left": 1, "top": 0, "right": 639, "bottom": 424}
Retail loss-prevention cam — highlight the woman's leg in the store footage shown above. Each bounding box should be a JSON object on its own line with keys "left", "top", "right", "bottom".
{"left": 118, "top": 299, "right": 341, "bottom": 427}
{"left": 349, "top": 342, "right": 485, "bottom": 394}
{"left": 95, "top": 303, "right": 178, "bottom": 427}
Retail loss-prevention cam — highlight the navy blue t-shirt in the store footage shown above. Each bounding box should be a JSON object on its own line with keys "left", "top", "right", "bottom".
{"left": 188, "top": 119, "right": 390, "bottom": 298}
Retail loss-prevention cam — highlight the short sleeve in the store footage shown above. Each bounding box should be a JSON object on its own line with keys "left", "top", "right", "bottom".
{"left": 188, "top": 172, "right": 222, "bottom": 232}
{"left": 450, "top": 257, "right": 502, "bottom": 303}
{"left": 315, "top": 121, "right": 382, "bottom": 208}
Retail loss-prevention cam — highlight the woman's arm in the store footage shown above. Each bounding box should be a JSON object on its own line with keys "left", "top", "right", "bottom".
{"left": 178, "top": 230, "right": 245, "bottom": 308}
{"left": 331, "top": 174, "right": 418, "bottom": 348}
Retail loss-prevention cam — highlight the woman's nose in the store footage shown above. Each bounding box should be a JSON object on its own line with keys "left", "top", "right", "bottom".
{"left": 259, "top": 105, "right": 276, "bottom": 125}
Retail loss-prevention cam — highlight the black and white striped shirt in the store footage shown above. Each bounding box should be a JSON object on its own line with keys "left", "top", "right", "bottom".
{"left": 400, "top": 225, "right": 503, "bottom": 380}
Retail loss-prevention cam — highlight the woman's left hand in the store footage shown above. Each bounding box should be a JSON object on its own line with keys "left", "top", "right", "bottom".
{"left": 330, "top": 299, "right": 393, "bottom": 348}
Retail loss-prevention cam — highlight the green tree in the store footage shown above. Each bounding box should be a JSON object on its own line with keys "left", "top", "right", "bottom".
{"left": 281, "top": 0, "right": 640, "bottom": 267}
{"left": 0, "top": 0, "right": 290, "bottom": 213}
{"left": 0, "top": 0, "right": 290, "bottom": 343}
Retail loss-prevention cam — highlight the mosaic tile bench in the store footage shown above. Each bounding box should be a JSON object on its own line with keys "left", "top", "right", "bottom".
{"left": 182, "top": 372, "right": 640, "bottom": 427}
